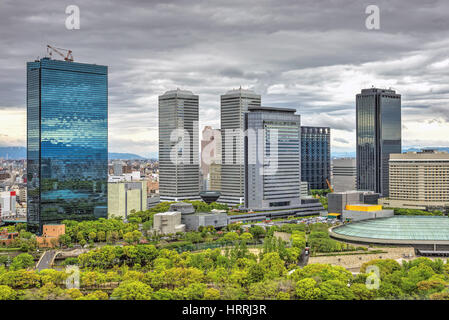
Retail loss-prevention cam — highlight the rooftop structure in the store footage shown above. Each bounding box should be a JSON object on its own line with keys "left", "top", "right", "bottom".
{"left": 331, "top": 216, "right": 449, "bottom": 247}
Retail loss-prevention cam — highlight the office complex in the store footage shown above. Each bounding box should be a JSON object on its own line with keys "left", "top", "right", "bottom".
{"left": 379, "top": 150, "right": 449, "bottom": 211}
{"left": 200, "top": 126, "right": 222, "bottom": 190}
{"left": 209, "top": 163, "right": 222, "bottom": 191}
{"left": 220, "top": 88, "right": 261, "bottom": 206}
{"left": 158, "top": 89, "right": 200, "bottom": 201}
{"left": 27, "top": 58, "right": 108, "bottom": 234}
{"left": 356, "top": 88, "right": 401, "bottom": 196}
{"left": 244, "top": 106, "right": 301, "bottom": 210}
{"left": 332, "top": 158, "right": 357, "bottom": 192}
{"left": 108, "top": 181, "right": 147, "bottom": 219}
{"left": 301, "top": 126, "right": 331, "bottom": 190}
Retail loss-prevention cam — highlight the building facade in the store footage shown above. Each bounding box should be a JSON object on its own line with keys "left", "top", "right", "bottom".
{"left": 200, "top": 126, "right": 222, "bottom": 190}
{"left": 220, "top": 88, "right": 261, "bottom": 206}
{"left": 332, "top": 158, "right": 357, "bottom": 192}
{"left": 380, "top": 150, "right": 449, "bottom": 211}
{"left": 301, "top": 126, "right": 331, "bottom": 190}
{"left": 356, "top": 88, "right": 401, "bottom": 196}
{"left": 27, "top": 58, "right": 108, "bottom": 234}
{"left": 158, "top": 89, "right": 200, "bottom": 201}
{"left": 108, "top": 181, "right": 147, "bottom": 219}
{"left": 244, "top": 106, "right": 301, "bottom": 210}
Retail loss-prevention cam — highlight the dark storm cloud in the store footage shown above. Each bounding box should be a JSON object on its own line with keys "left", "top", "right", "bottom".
{"left": 1, "top": 0, "right": 449, "bottom": 155}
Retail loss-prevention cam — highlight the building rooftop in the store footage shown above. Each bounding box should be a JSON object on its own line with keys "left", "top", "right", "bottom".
{"left": 333, "top": 216, "right": 449, "bottom": 241}
{"left": 154, "top": 211, "right": 179, "bottom": 216}
{"left": 248, "top": 106, "right": 297, "bottom": 113}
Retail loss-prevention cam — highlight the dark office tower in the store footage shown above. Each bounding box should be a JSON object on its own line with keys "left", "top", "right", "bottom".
{"left": 356, "top": 88, "right": 401, "bottom": 196}
{"left": 219, "top": 88, "right": 261, "bottom": 206}
{"left": 27, "top": 58, "right": 108, "bottom": 234}
{"left": 301, "top": 126, "right": 331, "bottom": 190}
{"left": 158, "top": 89, "right": 200, "bottom": 201}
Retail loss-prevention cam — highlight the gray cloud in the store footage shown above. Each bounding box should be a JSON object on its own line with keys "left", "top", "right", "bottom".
{"left": 1, "top": 0, "right": 449, "bottom": 156}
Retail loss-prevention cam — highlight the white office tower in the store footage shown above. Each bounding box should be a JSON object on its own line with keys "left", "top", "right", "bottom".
{"left": 0, "top": 191, "right": 16, "bottom": 218}
{"left": 219, "top": 88, "right": 261, "bottom": 206}
{"left": 158, "top": 89, "right": 200, "bottom": 201}
{"left": 244, "top": 107, "right": 302, "bottom": 210}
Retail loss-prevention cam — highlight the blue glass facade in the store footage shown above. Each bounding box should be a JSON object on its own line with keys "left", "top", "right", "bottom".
{"left": 301, "top": 126, "right": 331, "bottom": 190}
{"left": 27, "top": 58, "right": 108, "bottom": 233}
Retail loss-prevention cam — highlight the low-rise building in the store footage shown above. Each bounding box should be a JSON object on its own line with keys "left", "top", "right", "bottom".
{"left": 108, "top": 181, "right": 147, "bottom": 219}
{"left": 380, "top": 150, "right": 449, "bottom": 211}
{"left": 328, "top": 190, "right": 380, "bottom": 214}
{"left": 36, "top": 224, "right": 66, "bottom": 248}
{"left": 153, "top": 211, "right": 185, "bottom": 235}
{"left": 341, "top": 204, "right": 393, "bottom": 222}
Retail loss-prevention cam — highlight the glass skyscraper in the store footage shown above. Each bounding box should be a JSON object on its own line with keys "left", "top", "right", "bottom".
{"left": 301, "top": 126, "right": 331, "bottom": 190}
{"left": 27, "top": 58, "right": 108, "bottom": 234}
{"left": 356, "top": 88, "right": 401, "bottom": 196}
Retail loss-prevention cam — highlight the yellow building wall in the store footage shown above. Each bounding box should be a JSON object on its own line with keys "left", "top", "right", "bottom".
{"left": 345, "top": 204, "right": 382, "bottom": 212}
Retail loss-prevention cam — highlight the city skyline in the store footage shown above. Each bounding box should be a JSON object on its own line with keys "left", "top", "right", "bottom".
{"left": 1, "top": 0, "right": 449, "bottom": 158}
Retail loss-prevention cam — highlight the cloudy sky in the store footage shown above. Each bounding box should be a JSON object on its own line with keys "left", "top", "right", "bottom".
{"left": 1, "top": 0, "right": 449, "bottom": 157}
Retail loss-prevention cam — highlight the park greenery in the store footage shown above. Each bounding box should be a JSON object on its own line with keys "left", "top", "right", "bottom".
{"left": 392, "top": 208, "right": 444, "bottom": 216}
{"left": 2, "top": 198, "right": 449, "bottom": 300}
{"left": 0, "top": 238, "right": 448, "bottom": 300}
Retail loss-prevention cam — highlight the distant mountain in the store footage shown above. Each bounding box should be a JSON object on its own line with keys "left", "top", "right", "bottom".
{"left": 108, "top": 152, "right": 146, "bottom": 160}
{"left": 332, "top": 151, "right": 355, "bottom": 159}
{"left": 0, "top": 147, "right": 147, "bottom": 160}
{"left": 0, "top": 147, "right": 26, "bottom": 159}
{"left": 403, "top": 146, "right": 449, "bottom": 153}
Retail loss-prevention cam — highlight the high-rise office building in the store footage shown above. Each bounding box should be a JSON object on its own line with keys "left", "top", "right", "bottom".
{"left": 220, "top": 88, "right": 261, "bottom": 206}
{"left": 158, "top": 89, "right": 200, "bottom": 201}
{"left": 200, "top": 126, "right": 222, "bottom": 190}
{"left": 356, "top": 88, "right": 401, "bottom": 196}
{"left": 27, "top": 58, "right": 108, "bottom": 234}
{"left": 244, "top": 106, "right": 301, "bottom": 210}
{"left": 301, "top": 126, "right": 331, "bottom": 190}
{"left": 331, "top": 158, "right": 357, "bottom": 192}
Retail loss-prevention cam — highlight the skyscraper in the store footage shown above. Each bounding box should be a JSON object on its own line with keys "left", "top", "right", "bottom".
{"left": 200, "top": 126, "right": 222, "bottom": 190}
{"left": 158, "top": 89, "right": 200, "bottom": 201}
{"left": 27, "top": 58, "right": 108, "bottom": 234}
{"left": 220, "top": 88, "right": 261, "bottom": 206}
{"left": 356, "top": 88, "right": 401, "bottom": 196}
{"left": 244, "top": 106, "right": 301, "bottom": 210}
{"left": 301, "top": 126, "right": 331, "bottom": 190}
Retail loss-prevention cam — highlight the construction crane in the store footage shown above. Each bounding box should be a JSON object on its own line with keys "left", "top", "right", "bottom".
{"left": 46, "top": 45, "right": 74, "bottom": 62}
{"left": 326, "top": 178, "right": 334, "bottom": 193}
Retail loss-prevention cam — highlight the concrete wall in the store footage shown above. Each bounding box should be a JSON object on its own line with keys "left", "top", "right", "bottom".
{"left": 342, "top": 209, "right": 394, "bottom": 221}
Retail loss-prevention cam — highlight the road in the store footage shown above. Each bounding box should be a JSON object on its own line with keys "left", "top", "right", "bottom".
{"left": 297, "top": 249, "right": 309, "bottom": 267}
{"left": 36, "top": 250, "right": 56, "bottom": 271}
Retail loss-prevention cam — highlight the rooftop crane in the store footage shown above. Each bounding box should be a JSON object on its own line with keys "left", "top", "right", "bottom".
{"left": 46, "top": 45, "right": 74, "bottom": 62}
{"left": 326, "top": 178, "right": 334, "bottom": 193}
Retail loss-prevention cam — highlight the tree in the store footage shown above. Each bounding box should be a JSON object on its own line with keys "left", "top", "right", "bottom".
{"left": 259, "top": 252, "right": 286, "bottom": 280}
{"left": 111, "top": 281, "right": 153, "bottom": 300}
{"left": 204, "top": 288, "right": 220, "bottom": 300}
{"left": 239, "top": 233, "right": 253, "bottom": 242}
{"left": 295, "top": 278, "right": 321, "bottom": 300}
{"left": 319, "top": 280, "right": 355, "bottom": 300}
{"left": 249, "top": 226, "right": 265, "bottom": 239}
{"left": 58, "top": 234, "right": 71, "bottom": 247}
{"left": 350, "top": 283, "right": 377, "bottom": 300}
{"left": 10, "top": 253, "right": 34, "bottom": 270}
{"left": 0, "top": 285, "right": 16, "bottom": 300}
